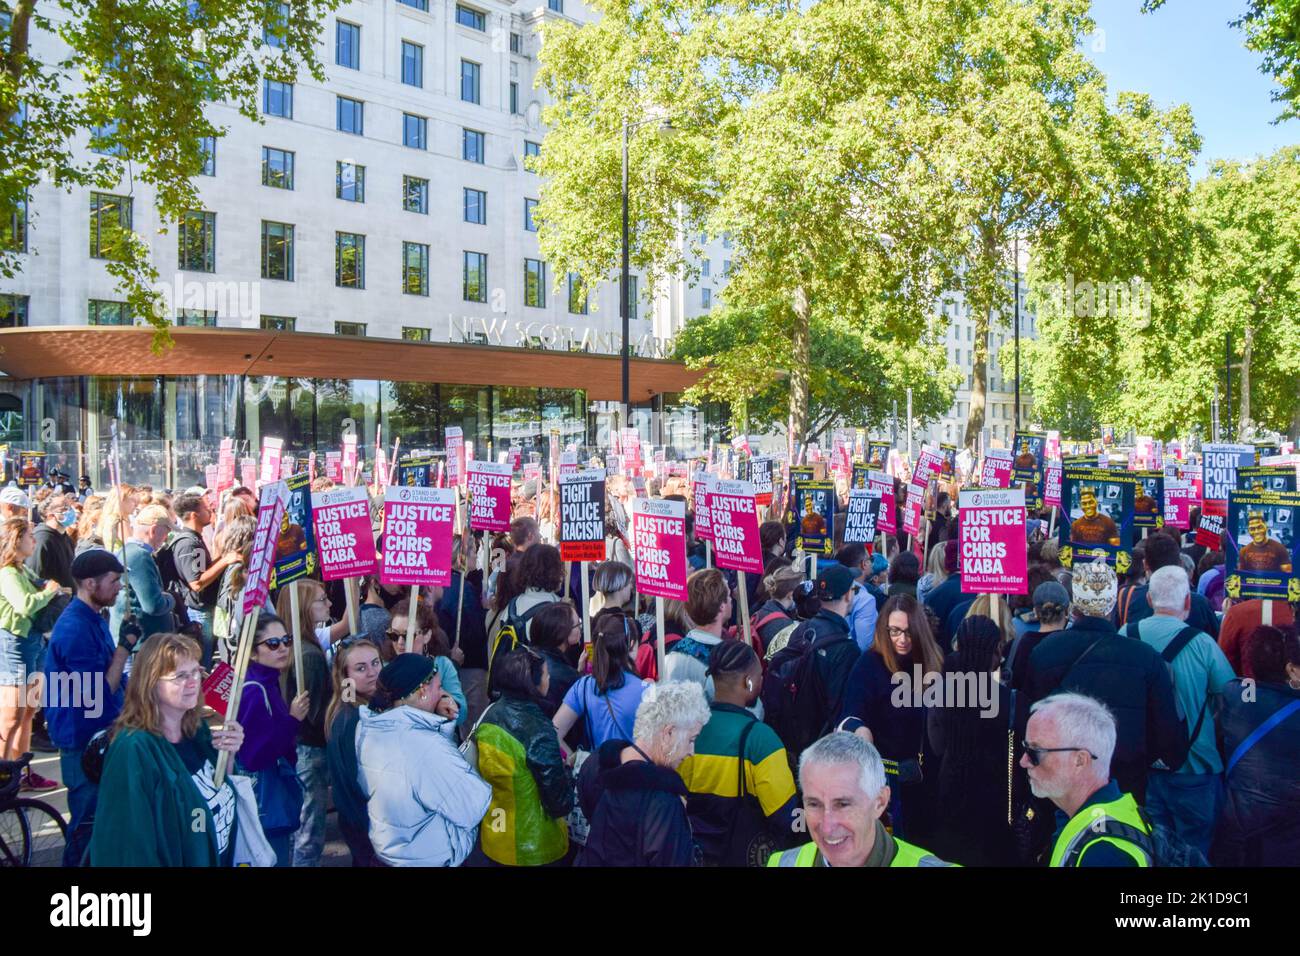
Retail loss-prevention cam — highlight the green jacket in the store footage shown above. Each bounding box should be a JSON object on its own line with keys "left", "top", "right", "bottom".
{"left": 474, "top": 694, "right": 573, "bottom": 866}
{"left": 89, "top": 724, "right": 224, "bottom": 867}
{"left": 0, "top": 564, "right": 55, "bottom": 636}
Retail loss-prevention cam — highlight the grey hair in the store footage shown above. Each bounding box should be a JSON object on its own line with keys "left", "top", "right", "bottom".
{"left": 632, "top": 680, "right": 711, "bottom": 743}
{"left": 798, "top": 731, "right": 887, "bottom": 801}
{"left": 1029, "top": 692, "right": 1116, "bottom": 774}
{"left": 1148, "top": 565, "right": 1190, "bottom": 613}
{"left": 1178, "top": 553, "right": 1195, "bottom": 581}
{"left": 591, "top": 560, "right": 634, "bottom": 597}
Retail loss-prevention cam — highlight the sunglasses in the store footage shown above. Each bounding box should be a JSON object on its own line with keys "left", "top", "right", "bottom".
{"left": 257, "top": 637, "right": 293, "bottom": 650}
{"left": 385, "top": 629, "right": 417, "bottom": 642}
{"left": 1021, "top": 741, "right": 1099, "bottom": 766}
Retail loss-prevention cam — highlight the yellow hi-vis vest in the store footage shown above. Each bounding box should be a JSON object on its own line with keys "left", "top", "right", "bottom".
{"left": 1049, "top": 791, "right": 1153, "bottom": 867}
{"left": 767, "top": 839, "right": 956, "bottom": 867}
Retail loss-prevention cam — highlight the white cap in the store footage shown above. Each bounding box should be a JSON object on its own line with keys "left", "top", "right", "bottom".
{"left": 0, "top": 484, "right": 31, "bottom": 509}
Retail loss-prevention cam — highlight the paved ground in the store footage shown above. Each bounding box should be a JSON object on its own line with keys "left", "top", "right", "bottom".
{"left": 11, "top": 747, "right": 355, "bottom": 867}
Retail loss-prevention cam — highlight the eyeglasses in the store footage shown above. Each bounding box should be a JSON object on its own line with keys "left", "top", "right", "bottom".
{"left": 160, "top": 668, "right": 205, "bottom": 685}
{"left": 887, "top": 626, "right": 911, "bottom": 639}
{"left": 256, "top": 637, "right": 293, "bottom": 650}
{"left": 384, "top": 629, "right": 409, "bottom": 642}
{"left": 1021, "top": 741, "right": 1099, "bottom": 766}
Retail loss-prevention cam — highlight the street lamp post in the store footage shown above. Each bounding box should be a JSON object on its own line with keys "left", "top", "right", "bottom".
{"left": 1013, "top": 234, "right": 1021, "bottom": 431}
{"left": 621, "top": 120, "right": 631, "bottom": 430}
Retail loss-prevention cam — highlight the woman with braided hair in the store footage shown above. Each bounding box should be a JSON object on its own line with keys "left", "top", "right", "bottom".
{"left": 927, "top": 616, "right": 1015, "bottom": 866}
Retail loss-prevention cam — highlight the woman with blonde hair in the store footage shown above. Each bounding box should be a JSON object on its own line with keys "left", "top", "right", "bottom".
{"left": 751, "top": 564, "right": 804, "bottom": 655}
{"left": 324, "top": 636, "right": 384, "bottom": 865}
{"left": 73, "top": 495, "right": 105, "bottom": 552}
{"left": 89, "top": 632, "right": 245, "bottom": 866}
{"left": 957, "top": 593, "right": 1013, "bottom": 651}
{"left": 0, "top": 517, "right": 62, "bottom": 787}
{"left": 917, "top": 541, "right": 948, "bottom": 605}
{"left": 211, "top": 514, "right": 256, "bottom": 659}
{"left": 96, "top": 484, "right": 133, "bottom": 553}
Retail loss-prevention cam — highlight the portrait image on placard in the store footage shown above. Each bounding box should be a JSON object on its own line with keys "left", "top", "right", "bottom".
{"left": 1057, "top": 468, "right": 1135, "bottom": 572}
{"left": 867, "top": 443, "right": 890, "bottom": 470}
{"left": 269, "top": 472, "right": 316, "bottom": 590}
{"left": 793, "top": 480, "right": 835, "bottom": 556}
{"left": 1224, "top": 490, "right": 1300, "bottom": 603}
{"left": 397, "top": 456, "right": 435, "bottom": 487}
{"left": 1012, "top": 431, "right": 1046, "bottom": 485}
{"left": 1236, "top": 466, "right": 1297, "bottom": 495}
{"left": 1133, "top": 471, "right": 1165, "bottom": 530}
{"left": 851, "top": 463, "right": 870, "bottom": 490}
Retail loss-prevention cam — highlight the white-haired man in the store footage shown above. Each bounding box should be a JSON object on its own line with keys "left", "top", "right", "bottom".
{"left": 1124, "top": 565, "right": 1235, "bottom": 857}
{"left": 1022, "top": 693, "right": 1153, "bottom": 867}
{"left": 767, "top": 732, "right": 955, "bottom": 867}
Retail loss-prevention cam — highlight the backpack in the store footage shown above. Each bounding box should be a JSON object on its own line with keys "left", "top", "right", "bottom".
{"left": 1125, "top": 621, "right": 1202, "bottom": 771}
{"left": 1071, "top": 807, "right": 1208, "bottom": 867}
{"left": 668, "top": 635, "right": 713, "bottom": 665}
{"left": 487, "top": 597, "right": 548, "bottom": 687}
{"left": 760, "top": 622, "right": 842, "bottom": 762}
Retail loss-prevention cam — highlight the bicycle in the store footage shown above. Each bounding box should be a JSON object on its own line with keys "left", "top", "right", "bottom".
{"left": 0, "top": 753, "right": 68, "bottom": 867}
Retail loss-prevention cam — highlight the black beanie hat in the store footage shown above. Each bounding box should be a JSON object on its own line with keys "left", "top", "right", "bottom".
{"left": 377, "top": 653, "right": 437, "bottom": 704}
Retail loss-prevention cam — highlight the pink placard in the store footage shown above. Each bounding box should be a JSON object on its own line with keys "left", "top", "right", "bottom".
{"left": 868, "top": 470, "right": 897, "bottom": 534}
{"left": 341, "top": 434, "right": 358, "bottom": 484}
{"left": 204, "top": 464, "right": 219, "bottom": 491}
{"left": 311, "top": 485, "right": 379, "bottom": 581}
{"left": 709, "top": 479, "right": 763, "bottom": 575}
{"left": 259, "top": 437, "right": 283, "bottom": 486}
{"left": 325, "top": 452, "right": 343, "bottom": 483}
{"left": 466, "top": 460, "right": 512, "bottom": 532}
{"left": 631, "top": 497, "right": 688, "bottom": 601}
{"left": 959, "top": 488, "right": 1028, "bottom": 595}
{"left": 1163, "top": 480, "right": 1192, "bottom": 530}
{"left": 981, "top": 449, "right": 1014, "bottom": 489}
{"left": 902, "top": 484, "right": 924, "bottom": 536}
{"left": 693, "top": 472, "right": 714, "bottom": 542}
{"left": 280, "top": 456, "right": 295, "bottom": 481}
{"left": 218, "top": 438, "right": 235, "bottom": 491}
{"left": 381, "top": 486, "right": 455, "bottom": 587}
{"left": 1043, "top": 464, "right": 1063, "bottom": 508}
{"left": 911, "top": 447, "right": 944, "bottom": 491}
{"left": 445, "top": 427, "right": 464, "bottom": 488}
{"left": 240, "top": 459, "right": 256, "bottom": 490}
{"left": 243, "top": 481, "right": 290, "bottom": 615}
{"left": 559, "top": 451, "right": 578, "bottom": 478}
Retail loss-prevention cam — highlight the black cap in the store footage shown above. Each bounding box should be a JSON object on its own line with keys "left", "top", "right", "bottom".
{"left": 378, "top": 653, "right": 437, "bottom": 703}
{"left": 815, "top": 564, "right": 857, "bottom": 601}
{"left": 70, "top": 548, "right": 126, "bottom": 581}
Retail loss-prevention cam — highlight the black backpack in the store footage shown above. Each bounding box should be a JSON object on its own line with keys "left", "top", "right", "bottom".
{"left": 1125, "top": 622, "right": 1202, "bottom": 772}
{"left": 760, "top": 622, "right": 842, "bottom": 762}
{"left": 1065, "top": 806, "right": 1209, "bottom": 867}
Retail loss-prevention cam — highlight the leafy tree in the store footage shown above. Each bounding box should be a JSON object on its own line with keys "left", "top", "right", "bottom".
{"left": 0, "top": 0, "right": 340, "bottom": 346}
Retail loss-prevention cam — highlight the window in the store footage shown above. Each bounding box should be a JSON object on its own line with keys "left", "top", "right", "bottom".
{"left": 89, "top": 193, "right": 132, "bottom": 258}
{"left": 264, "top": 2, "right": 289, "bottom": 47}
{"left": 264, "top": 80, "right": 293, "bottom": 119}
{"left": 548, "top": 0, "right": 563, "bottom": 11}
{"left": 464, "top": 188, "right": 486, "bottom": 224}
{"left": 178, "top": 210, "right": 216, "bottom": 272}
{"left": 336, "top": 232, "right": 365, "bottom": 289}
{"left": 0, "top": 294, "right": 29, "bottom": 328}
{"left": 524, "top": 259, "right": 546, "bottom": 308}
{"left": 524, "top": 197, "right": 538, "bottom": 232}
{"left": 2, "top": 197, "right": 26, "bottom": 252}
{"left": 463, "top": 251, "right": 487, "bottom": 302}
{"left": 261, "top": 147, "right": 294, "bottom": 189}
{"left": 567, "top": 272, "right": 587, "bottom": 315}
{"left": 403, "top": 176, "right": 428, "bottom": 214}
{"left": 510, "top": 32, "right": 521, "bottom": 54}
{"left": 336, "top": 162, "right": 365, "bottom": 202}
{"left": 403, "top": 327, "right": 431, "bottom": 342}
{"left": 626, "top": 274, "right": 638, "bottom": 319}
{"left": 401, "top": 41, "right": 423, "bottom": 87}
{"left": 462, "top": 128, "right": 485, "bottom": 163}
{"left": 336, "top": 322, "right": 367, "bottom": 336}
{"left": 199, "top": 136, "right": 215, "bottom": 176}
{"left": 460, "top": 60, "right": 480, "bottom": 104}
{"left": 403, "top": 242, "right": 429, "bottom": 296}
{"left": 337, "top": 96, "right": 363, "bottom": 135}
{"left": 722, "top": 232, "right": 733, "bottom": 249}
{"left": 701, "top": 287, "right": 712, "bottom": 309}
{"left": 88, "top": 300, "right": 131, "bottom": 325}
{"left": 336, "top": 20, "right": 360, "bottom": 69}
{"left": 701, "top": 258, "right": 710, "bottom": 277}
{"left": 723, "top": 259, "right": 732, "bottom": 276}
{"left": 456, "top": 4, "right": 486, "bottom": 30}
{"left": 403, "top": 113, "right": 426, "bottom": 149}
{"left": 524, "top": 140, "right": 540, "bottom": 165}
{"left": 397, "top": 0, "right": 427, "bottom": 9}
{"left": 260, "top": 315, "right": 295, "bottom": 331}
{"left": 177, "top": 310, "right": 217, "bottom": 327}
{"left": 510, "top": 81, "right": 518, "bottom": 115}
{"left": 261, "top": 221, "right": 294, "bottom": 281}
{"left": 90, "top": 120, "right": 124, "bottom": 157}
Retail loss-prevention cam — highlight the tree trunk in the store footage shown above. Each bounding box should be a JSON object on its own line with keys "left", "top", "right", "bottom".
{"left": 963, "top": 301, "right": 989, "bottom": 453}
{"left": 1238, "top": 319, "right": 1252, "bottom": 436}
{"left": 789, "top": 285, "right": 811, "bottom": 447}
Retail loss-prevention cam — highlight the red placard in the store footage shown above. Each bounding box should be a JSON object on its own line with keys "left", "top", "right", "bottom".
{"left": 1195, "top": 511, "right": 1225, "bottom": 549}
{"left": 243, "top": 481, "right": 290, "bottom": 615}
{"left": 959, "top": 488, "right": 1028, "bottom": 595}
{"left": 631, "top": 497, "right": 689, "bottom": 601}
{"left": 466, "top": 460, "right": 512, "bottom": 533}
{"left": 202, "top": 662, "right": 235, "bottom": 713}
{"left": 381, "top": 486, "right": 455, "bottom": 587}
{"left": 311, "top": 485, "right": 380, "bottom": 581}
{"left": 709, "top": 479, "right": 763, "bottom": 575}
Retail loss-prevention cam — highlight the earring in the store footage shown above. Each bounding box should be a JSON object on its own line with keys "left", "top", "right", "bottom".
{"left": 745, "top": 679, "right": 753, "bottom": 692}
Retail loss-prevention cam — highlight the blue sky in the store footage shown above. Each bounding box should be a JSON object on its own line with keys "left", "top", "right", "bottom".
{"left": 1087, "top": 0, "right": 1299, "bottom": 177}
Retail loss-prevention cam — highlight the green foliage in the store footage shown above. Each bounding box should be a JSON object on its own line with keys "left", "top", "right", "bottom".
{"left": 0, "top": 0, "right": 341, "bottom": 348}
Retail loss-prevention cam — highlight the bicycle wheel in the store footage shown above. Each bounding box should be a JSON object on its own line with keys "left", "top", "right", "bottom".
{"left": 0, "top": 804, "right": 32, "bottom": 866}
{"left": 13, "top": 798, "right": 66, "bottom": 867}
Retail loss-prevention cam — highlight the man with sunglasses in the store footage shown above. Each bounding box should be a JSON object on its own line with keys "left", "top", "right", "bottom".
{"left": 1022, "top": 693, "right": 1154, "bottom": 867}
